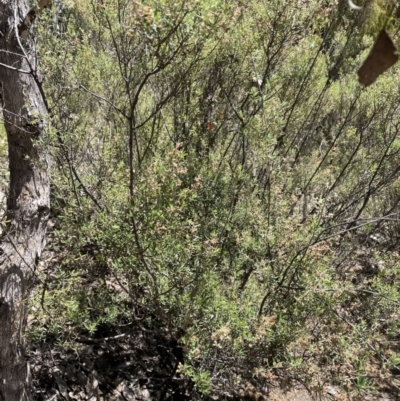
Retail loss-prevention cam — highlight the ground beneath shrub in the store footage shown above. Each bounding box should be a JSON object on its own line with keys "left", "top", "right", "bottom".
{"left": 29, "top": 323, "right": 398, "bottom": 401}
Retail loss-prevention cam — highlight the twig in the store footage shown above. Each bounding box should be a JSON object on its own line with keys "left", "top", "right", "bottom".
{"left": 0, "top": 62, "right": 30, "bottom": 74}
{"left": 75, "top": 333, "right": 128, "bottom": 344}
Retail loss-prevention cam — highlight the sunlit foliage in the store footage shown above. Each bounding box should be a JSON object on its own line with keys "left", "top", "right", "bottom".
{"left": 27, "top": 0, "right": 400, "bottom": 397}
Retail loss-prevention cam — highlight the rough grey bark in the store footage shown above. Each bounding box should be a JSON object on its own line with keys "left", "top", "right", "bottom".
{"left": 0, "top": 1, "right": 50, "bottom": 400}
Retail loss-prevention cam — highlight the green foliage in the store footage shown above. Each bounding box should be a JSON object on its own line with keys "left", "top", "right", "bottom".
{"left": 26, "top": 0, "right": 400, "bottom": 397}
{"left": 361, "top": 0, "right": 397, "bottom": 37}
{"left": 179, "top": 364, "right": 212, "bottom": 396}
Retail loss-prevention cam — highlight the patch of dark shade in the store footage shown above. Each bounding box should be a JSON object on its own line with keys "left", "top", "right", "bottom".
{"left": 357, "top": 29, "right": 398, "bottom": 87}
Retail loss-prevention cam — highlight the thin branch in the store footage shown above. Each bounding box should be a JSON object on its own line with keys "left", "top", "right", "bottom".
{"left": 0, "top": 49, "right": 27, "bottom": 58}
{"left": 78, "top": 83, "right": 128, "bottom": 119}
{"left": 0, "top": 61, "right": 30, "bottom": 74}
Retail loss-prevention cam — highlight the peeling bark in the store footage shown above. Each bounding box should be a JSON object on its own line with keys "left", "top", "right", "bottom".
{"left": 0, "top": 1, "right": 50, "bottom": 400}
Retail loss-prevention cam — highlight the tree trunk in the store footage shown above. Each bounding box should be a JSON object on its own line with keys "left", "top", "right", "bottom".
{"left": 0, "top": 1, "right": 50, "bottom": 400}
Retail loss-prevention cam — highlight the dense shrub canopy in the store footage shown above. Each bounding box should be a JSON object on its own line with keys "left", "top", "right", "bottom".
{"left": 18, "top": 0, "right": 400, "bottom": 398}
